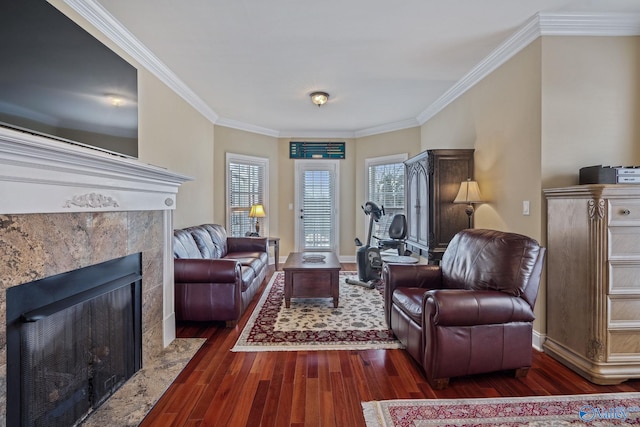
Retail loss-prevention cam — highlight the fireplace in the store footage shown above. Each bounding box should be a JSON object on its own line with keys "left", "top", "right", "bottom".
{"left": 0, "top": 127, "right": 192, "bottom": 424}
{"left": 6, "top": 254, "right": 143, "bottom": 426}
{"left": 7, "top": 253, "right": 142, "bottom": 427}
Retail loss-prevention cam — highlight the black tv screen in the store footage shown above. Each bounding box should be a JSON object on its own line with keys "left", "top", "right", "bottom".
{"left": 0, "top": 0, "right": 138, "bottom": 158}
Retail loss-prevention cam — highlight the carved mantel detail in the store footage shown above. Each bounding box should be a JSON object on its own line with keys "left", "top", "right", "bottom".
{"left": 64, "top": 193, "right": 119, "bottom": 209}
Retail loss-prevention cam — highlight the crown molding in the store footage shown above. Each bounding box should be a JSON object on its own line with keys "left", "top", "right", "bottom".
{"left": 215, "top": 118, "right": 280, "bottom": 138}
{"left": 278, "top": 129, "right": 357, "bottom": 139}
{"left": 63, "top": 0, "right": 219, "bottom": 124}
{"left": 354, "top": 118, "right": 421, "bottom": 138}
{"left": 277, "top": 117, "right": 421, "bottom": 139}
{"left": 538, "top": 12, "right": 640, "bottom": 36}
{"left": 416, "top": 12, "right": 640, "bottom": 125}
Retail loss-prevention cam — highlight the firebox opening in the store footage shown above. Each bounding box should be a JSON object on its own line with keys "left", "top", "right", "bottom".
{"left": 6, "top": 253, "right": 142, "bottom": 427}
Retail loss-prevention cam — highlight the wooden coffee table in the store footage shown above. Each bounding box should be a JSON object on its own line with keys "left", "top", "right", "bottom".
{"left": 283, "top": 252, "right": 341, "bottom": 308}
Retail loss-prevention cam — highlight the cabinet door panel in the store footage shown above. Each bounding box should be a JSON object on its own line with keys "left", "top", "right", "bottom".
{"left": 417, "top": 168, "right": 429, "bottom": 244}
{"left": 407, "top": 169, "right": 420, "bottom": 243}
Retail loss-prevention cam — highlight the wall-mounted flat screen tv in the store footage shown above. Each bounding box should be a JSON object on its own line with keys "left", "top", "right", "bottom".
{"left": 0, "top": 0, "right": 138, "bottom": 158}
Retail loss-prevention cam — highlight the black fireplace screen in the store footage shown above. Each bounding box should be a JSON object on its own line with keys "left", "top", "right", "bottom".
{"left": 6, "top": 253, "right": 142, "bottom": 427}
{"left": 21, "top": 285, "right": 134, "bottom": 426}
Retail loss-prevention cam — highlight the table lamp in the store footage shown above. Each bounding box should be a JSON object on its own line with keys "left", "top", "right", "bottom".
{"left": 453, "top": 179, "right": 483, "bottom": 228}
{"left": 248, "top": 204, "right": 266, "bottom": 235}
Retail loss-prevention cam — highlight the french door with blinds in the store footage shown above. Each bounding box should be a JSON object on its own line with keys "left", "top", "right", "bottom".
{"left": 294, "top": 160, "right": 339, "bottom": 252}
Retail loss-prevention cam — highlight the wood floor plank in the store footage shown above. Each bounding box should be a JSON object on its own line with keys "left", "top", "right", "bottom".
{"left": 304, "top": 377, "right": 321, "bottom": 427}
{"left": 273, "top": 352, "right": 297, "bottom": 426}
{"left": 140, "top": 265, "right": 640, "bottom": 427}
{"left": 329, "top": 371, "right": 358, "bottom": 427}
{"left": 257, "top": 354, "right": 285, "bottom": 427}
{"left": 290, "top": 352, "right": 308, "bottom": 424}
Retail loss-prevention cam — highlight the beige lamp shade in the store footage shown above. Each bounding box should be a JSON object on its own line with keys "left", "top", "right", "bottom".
{"left": 248, "top": 204, "right": 266, "bottom": 235}
{"left": 453, "top": 179, "right": 482, "bottom": 228}
{"left": 248, "top": 204, "right": 266, "bottom": 218}
{"left": 454, "top": 180, "right": 483, "bottom": 204}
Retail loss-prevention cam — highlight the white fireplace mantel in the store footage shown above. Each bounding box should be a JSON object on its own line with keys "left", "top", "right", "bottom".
{"left": 0, "top": 126, "right": 193, "bottom": 349}
{"left": 0, "top": 127, "right": 192, "bottom": 215}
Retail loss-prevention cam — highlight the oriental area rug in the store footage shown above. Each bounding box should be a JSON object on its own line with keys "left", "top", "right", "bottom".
{"left": 362, "top": 393, "right": 640, "bottom": 426}
{"left": 231, "top": 271, "right": 403, "bottom": 352}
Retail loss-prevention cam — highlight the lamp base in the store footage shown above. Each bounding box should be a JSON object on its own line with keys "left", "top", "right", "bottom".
{"left": 465, "top": 204, "right": 475, "bottom": 229}
{"left": 255, "top": 220, "right": 260, "bottom": 235}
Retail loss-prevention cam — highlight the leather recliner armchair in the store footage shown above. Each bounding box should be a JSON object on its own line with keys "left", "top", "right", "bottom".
{"left": 383, "top": 229, "right": 546, "bottom": 389}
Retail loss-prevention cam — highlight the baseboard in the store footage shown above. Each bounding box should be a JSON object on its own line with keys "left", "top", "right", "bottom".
{"left": 533, "top": 330, "right": 546, "bottom": 352}
{"left": 163, "top": 312, "right": 176, "bottom": 347}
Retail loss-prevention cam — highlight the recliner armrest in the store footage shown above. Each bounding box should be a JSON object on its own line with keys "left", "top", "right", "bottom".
{"left": 424, "top": 289, "right": 535, "bottom": 326}
{"left": 174, "top": 258, "right": 241, "bottom": 283}
{"left": 383, "top": 263, "right": 442, "bottom": 291}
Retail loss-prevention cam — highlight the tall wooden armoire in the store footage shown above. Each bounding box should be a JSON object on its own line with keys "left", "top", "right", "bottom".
{"left": 404, "top": 149, "right": 474, "bottom": 262}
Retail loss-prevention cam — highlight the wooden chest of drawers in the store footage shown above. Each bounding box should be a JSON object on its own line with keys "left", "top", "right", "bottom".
{"left": 544, "top": 184, "right": 640, "bottom": 384}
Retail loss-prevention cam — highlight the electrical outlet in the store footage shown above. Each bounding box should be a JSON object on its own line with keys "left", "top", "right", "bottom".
{"left": 522, "top": 200, "right": 530, "bottom": 216}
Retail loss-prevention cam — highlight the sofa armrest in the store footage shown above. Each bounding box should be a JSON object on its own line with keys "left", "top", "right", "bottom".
{"left": 174, "top": 258, "right": 241, "bottom": 283}
{"left": 228, "top": 236, "right": 268, "bottom": 254}
{"left": 423, "top": 289, "right": 535, "bottom": 327}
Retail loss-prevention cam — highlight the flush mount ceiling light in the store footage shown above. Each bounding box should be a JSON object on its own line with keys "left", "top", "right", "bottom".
{"left": 310, "top": 91, "right": 329, "bottom": 107}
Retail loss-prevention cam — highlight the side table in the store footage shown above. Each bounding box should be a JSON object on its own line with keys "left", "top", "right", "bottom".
{"left": 268, "top": 237, "right": 280, "bottom": 270}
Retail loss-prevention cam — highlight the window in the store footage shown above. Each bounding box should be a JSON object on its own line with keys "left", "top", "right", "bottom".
{"left": 366, "top": 154, "right": 407, "bottom": 240}
{"left": 226, "top": 153, "right": 269, "bottom": 237}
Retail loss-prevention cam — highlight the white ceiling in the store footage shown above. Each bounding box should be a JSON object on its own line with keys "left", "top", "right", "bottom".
{"left": 92, "top": 0, "right": 640, "bottom": 138}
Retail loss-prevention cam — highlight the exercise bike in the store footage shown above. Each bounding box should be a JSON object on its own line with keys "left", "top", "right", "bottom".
{"left": 346, "top": 202, "right": 384, "bottom": 289}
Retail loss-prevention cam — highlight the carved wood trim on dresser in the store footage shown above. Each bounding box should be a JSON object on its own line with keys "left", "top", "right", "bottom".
{"left": 544, "top": 184, "right": 640, "bottom": 384}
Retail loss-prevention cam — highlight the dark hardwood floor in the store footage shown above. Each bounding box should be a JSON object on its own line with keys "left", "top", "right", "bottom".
{"left": 140, "top": 264, "right": 640, "bottom": 426}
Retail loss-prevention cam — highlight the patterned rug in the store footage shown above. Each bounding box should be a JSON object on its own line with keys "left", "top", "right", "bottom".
{"left": 362, "top": 393, "right": 640, "bottom": 426}
{"left": 231, "top": 271, "right": 403, "bottom": 351}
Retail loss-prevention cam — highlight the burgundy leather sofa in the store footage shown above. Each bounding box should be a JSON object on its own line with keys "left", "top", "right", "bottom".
{"left": 383, "top": 229, "right": 546, "bottom": 389}
{"left": 173, "top": 224, "right": 268, "bottom": 326}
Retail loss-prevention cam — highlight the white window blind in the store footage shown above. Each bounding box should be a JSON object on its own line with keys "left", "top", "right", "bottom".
{"left": 226, "top": 154, "right": 268, "bottom": 237}
{"left": 366, "top": 154, "right": 406, "bottom": 239}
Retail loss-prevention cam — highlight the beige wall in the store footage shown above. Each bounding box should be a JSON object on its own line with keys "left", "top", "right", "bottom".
{"left": 421, "top": 40, "right": 543, "bottom": 240}
{"left": 541, "top": 36, "right": 640, "bottom": 189}
{"left": 139, "top": 71, "right": 215, "bottom": 229}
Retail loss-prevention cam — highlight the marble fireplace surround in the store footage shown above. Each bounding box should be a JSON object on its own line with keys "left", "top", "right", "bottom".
{"left": 0, "top": 127, "right": 192, "bottom": 423}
